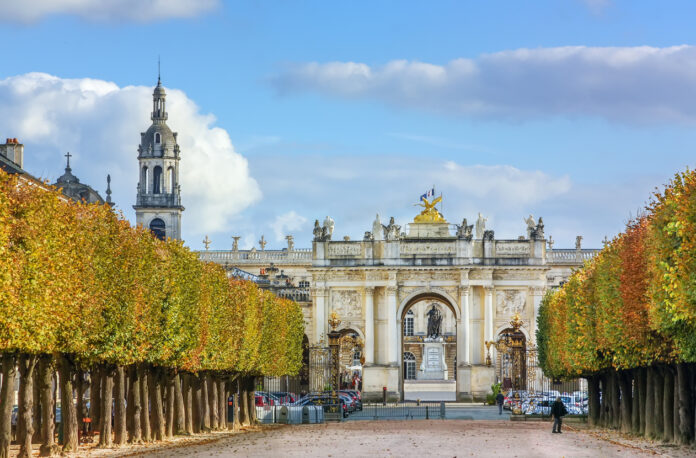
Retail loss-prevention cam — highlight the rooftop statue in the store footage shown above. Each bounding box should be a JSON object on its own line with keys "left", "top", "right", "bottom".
{"left": 413, "top": 196, "right": 446, "bottom": 223}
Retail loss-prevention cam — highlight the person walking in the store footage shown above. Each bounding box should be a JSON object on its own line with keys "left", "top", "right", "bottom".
{"left": 496, "top": 391, "right": 505, "bottom": 415}
{"left": 551, "top": 397, "right": 568, "bottom": 433}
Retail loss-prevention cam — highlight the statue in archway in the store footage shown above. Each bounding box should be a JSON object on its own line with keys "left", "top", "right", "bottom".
{"left": 426, "top": 305, "right": 442, "bottom": 338}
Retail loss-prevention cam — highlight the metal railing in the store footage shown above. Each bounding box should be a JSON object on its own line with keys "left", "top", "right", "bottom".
{"left": 348, "top": 401, "right": 446, "bottom": 421}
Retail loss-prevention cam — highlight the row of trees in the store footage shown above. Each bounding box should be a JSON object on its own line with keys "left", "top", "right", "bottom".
{"left": 537, "top": 168, "right": 696, "bottom": 444}
{"left": 0, "top": 169, "right": 305, "bottom": 457}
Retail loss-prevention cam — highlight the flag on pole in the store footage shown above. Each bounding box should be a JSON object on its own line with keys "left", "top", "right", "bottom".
{"left": 420, "top": 187, "right": 435, "bottom": 201}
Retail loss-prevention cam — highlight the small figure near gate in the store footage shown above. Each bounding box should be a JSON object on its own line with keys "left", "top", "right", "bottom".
{"left": 496, "top": 391, "right": 505, "bottom": 415}
{"left": 551, "top": 397, "right": 568, "bottom": 433}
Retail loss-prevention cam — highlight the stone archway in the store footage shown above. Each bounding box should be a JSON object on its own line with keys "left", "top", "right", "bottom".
{"left": 398, "top": 291, "right": 458, "bottom": 401}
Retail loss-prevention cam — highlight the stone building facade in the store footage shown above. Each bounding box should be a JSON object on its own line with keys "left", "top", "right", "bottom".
{"left": 199, "top": 207, "right": 598, "bottom": 401}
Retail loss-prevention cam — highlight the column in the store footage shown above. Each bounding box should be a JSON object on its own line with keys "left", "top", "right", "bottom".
{"left": 313, "top": 287, "right": 326, "bottom": 343}
{"left": 364, "top": 287, "right": 375, "bottom": 364}
{"left": 386, "top": 286, "right": 398, "bottom": 364}
{"left": 530, "top": 286, "right": 545, "bottom": 337}
{"left": 459, "top": 286, "right": 471, "bottom": 365}
{"left": 484, "top": 286, "right": 494, "bottom": 342}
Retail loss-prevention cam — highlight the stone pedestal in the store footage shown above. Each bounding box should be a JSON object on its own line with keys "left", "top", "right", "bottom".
{"left": 416, "top": 342, "right": 447, "bottom": 380}
{"left": 471, "top": 365, "right": 496, "bottom": 402}
{"left": 406, "top": 222, "right": 452, "bottom": 238}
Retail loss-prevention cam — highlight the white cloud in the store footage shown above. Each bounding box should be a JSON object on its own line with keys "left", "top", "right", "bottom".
{"left": 270, "top": 211, "right": 307, "bottom": 242}
{"left": 270, "top": 46, "right": 696, "bottom": 124}
{"left": 237, "top": 153, "right": 618, "bottom": 250}
{"left": 579, "top": 0, "right": 612, "bottom": 15}
{"left": 0, "top": 0, "right": 218, "bottom": 23}
{"left": 0, "top": 72, "right": 261, "bottom": 244}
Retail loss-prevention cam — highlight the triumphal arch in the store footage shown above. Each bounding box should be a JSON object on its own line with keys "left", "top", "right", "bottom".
{"left": 199, "top": 199, "right": 598, "bottom": 401}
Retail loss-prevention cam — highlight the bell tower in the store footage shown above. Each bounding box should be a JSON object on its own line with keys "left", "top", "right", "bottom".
{"left": 133, "top": 76, "right": 183, "bottom": 240}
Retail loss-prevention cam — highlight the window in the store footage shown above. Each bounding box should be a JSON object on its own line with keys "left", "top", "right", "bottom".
{"left": 403, "top": 352, "right": 416, "bottom": 380}
{"left": 155, "top": 132, "right": 161, "bottom": 144}
{"left": 404, "top": 309, "right": 414, "bottom": 336}
{"left": 149, "top": 218, "right": 166, "bottom": 241}
{"left": 352, "top": 350, "right": 362, "bottom": 367}
{"left": 141, "top": 166, "right": 148, "bottom": 192}
{"left": 299, "top": 280, "right": 310, "bottom": 288}
{"left": 168, "top": 167, "right": 175, "bottom": 193}
{"left": 153, "top": 166, "right": 162, "bottom": 194}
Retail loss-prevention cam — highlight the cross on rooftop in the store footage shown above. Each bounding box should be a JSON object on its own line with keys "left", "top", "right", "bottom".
{"left": 65, "top": 152, "right": 72, "bottom": 168}
{"left": 259, "top": 235, "right": 267, "bottom": 250}
{"left": 203, "top": 235, "right": 211, "bottom": 250}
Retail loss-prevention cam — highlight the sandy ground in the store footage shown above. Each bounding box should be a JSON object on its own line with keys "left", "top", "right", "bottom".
{"left": 122, "top": 420, "right": 693, "bottom": 458}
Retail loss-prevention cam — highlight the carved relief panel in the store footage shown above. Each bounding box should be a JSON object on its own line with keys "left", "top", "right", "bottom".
{"left": 330, "top": 289, "right": 361, "bottom": 318}
{"left": 495, "top": 289, "right": 526, "bottom": 315}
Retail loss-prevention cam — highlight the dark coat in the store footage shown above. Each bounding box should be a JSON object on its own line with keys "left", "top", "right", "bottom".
{"left": 495, "top": 393, "right": 505, "bottom": 405}
{"left": 551, "top": 400, "right": 568, "bottom": 418}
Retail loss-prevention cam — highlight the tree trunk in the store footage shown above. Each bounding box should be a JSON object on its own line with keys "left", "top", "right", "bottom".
{"left": 674, "top": 370, "right": 680, "bottom": 444}
{"left": 98, "top": 366, "right": 114, "bottom": 447}
{"left": 138, "top": 365, "right": 151, "bottom": 442}
{"left": 75, "top": 369, "right": 86, "bottom": 443}
{"left": 32, "top": 369, "right": 41, "bottom": 444}
{"left": 113, "top": 366, "right": 126, "bottom": 446}
{"left": 201, "top": 373, "right": 210, "bottom": 431}
{"left": 654, "top": 366, "right": 664, "bottom": 440}
{"left": 174, "top": 373, "right": 185, "bottom": 435}
{"left": 127, "top": 366, "right": 142, "bottom": 443}
{"left": 218, "top": 379, "right": 227, "bottom": 430}
{"left": 192, "top": 376, "right": 202, "bottom": 433}
{"left": 182, "top": 374, "right": 193, "bottom": 435}
{"left": 0, "top": 354, "right": 17, "bottom": 458}
{"left": 588, "top": 375, "right": 600, "bottom": 426}
{"left": 232, "top": 389, "right": 241, "bottom": 430}
{"left": 57, "top": 355, "right": 78, "bottom": 453}
{"left": 638, "top": 367, "right": 647, "bottom": 436}
{"left": 238, "top": 377, "right": 249, "bottom": 426}
{"left": 17, "top": 354, "right": 38, "bottom": 458}
{"left": 611, "top": 371, "right": 621, "bottom": 429}
{"left": 208, "top": 375, "right": 218, "bottom": 430}
{"left": 663, "top": 366, "right": 674, "bottom": 443}
{"left": 246, "top": 377, "right": 257, "bottom": 425}
{"left": 645, "top": 365, "right": 655, "bottom": 438}
{"left": 618, "top": 370, "right": 632, "bottom": 434}
{"left": 632, "top": 369, "right": 640, "bottom": 434}
{"left": 149, "top": 368, "right": 165, "bottom": 441}
{"left": 165, "top": 372, "right": 175, "bottom": 438}
{"left": 91, "top": 366, "right": 102, "bottom": 434}
{"left": 38, "top": 356, "right": 56, "bottom": 456}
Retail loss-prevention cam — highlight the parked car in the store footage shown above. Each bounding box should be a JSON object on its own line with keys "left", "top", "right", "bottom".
{"left": 294, "top": 394, "right": 349, "bottom": 418}
{"left": 271, "top": 392, "right": 298, "bottom": 405}
{"left": 339, "top": 390, "right": 362, "bottom": 411}
{"left": 255, "top": 391, "right": 280, "bottom": 406}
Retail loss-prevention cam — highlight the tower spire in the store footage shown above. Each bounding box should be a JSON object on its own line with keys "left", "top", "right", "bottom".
{"left": 157, "top": 56, "right": 161, "bottom": 85}
{"left": 106, "top": 174, "right": 113, "bottom": 205}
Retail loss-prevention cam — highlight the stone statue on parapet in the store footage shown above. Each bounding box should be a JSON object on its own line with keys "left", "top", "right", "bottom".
{"left": 475, "top": 213, "right": 487, "bottom": 238}
{"left": 414, "top": 196, "right": 446, "bottom": 223}
{"left": 426, "top": 305, "right": 442, "bottom": 339}
{"left": 385, "top": 217, "right": 401, "bottom": 241}
{"left": 285, "top": 235, "right": 294, "bottom": 251}
{"left": 323, "top": 216, "right": 334, "bottom": 236}
{"left": 372, "top": 214, "right": 384, "bottom": 241}
{"left": 457, "top": 218, "right": 474, "bottom": 241}
{"left": 524, "top": 214, "right": 535, "bottom": 238}
{"left": 576, "top": 235, "right": 583, "bottom": 250}
{"left": 533, "top": 217, "right": 544, "bottom": 240}
{"left": 313, "top": 220, "right": 324, "bottom": 241}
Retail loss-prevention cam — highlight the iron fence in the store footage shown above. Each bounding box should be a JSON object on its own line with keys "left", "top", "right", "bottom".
{"left": 348, "top": 401, "right": 446, "bottom": 421}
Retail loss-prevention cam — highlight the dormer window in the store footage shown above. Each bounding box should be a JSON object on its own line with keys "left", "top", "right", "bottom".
{"left": 155, "top": 133, "right": 161, "bottom": 144}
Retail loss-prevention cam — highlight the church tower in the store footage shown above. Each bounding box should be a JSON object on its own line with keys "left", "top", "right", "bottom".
{"left": 133, "top": 77, "right": 183, "bottom": 240}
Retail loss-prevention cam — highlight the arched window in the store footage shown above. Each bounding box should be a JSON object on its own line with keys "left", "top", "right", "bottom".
{"left": 149, "top": 218, "right": 166, "bottom": 241}
{"left": 403, "top": 352, "right": 416, "bottom": 380}
{"left": 141, "top": 166, "right": 148, "bottom": 193}
{"left": 404, "top": 309, "right": 414, "bottom": 336}
{"left": 155, "top": 132, "right": 161, "bottom": 144}
{"left": 153, "top": 166, "right": 162, "bottom": 194}
{"left": 168, "top": 166, "right": 175, "bottom": 193}
{"left": 352, "top": 349, "right": 362, "bottom": 367}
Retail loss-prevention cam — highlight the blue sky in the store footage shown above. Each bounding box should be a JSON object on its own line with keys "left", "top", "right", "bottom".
{"left": 2, "top": 0, "right": 696, "bottom": 249}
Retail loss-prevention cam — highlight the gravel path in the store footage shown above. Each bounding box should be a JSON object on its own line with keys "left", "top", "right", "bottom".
{"left": 134, "top": 420, "right": 662, "bottom": 457}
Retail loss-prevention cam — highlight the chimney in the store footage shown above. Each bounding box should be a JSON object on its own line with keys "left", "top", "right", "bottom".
{"left": 0, "top": 138, "right": 24, "bottom": 169}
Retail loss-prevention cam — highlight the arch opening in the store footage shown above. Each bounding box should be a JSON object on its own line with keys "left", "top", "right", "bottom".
{"left": 149, "top": 218, "right": 166, "bottom": 241}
